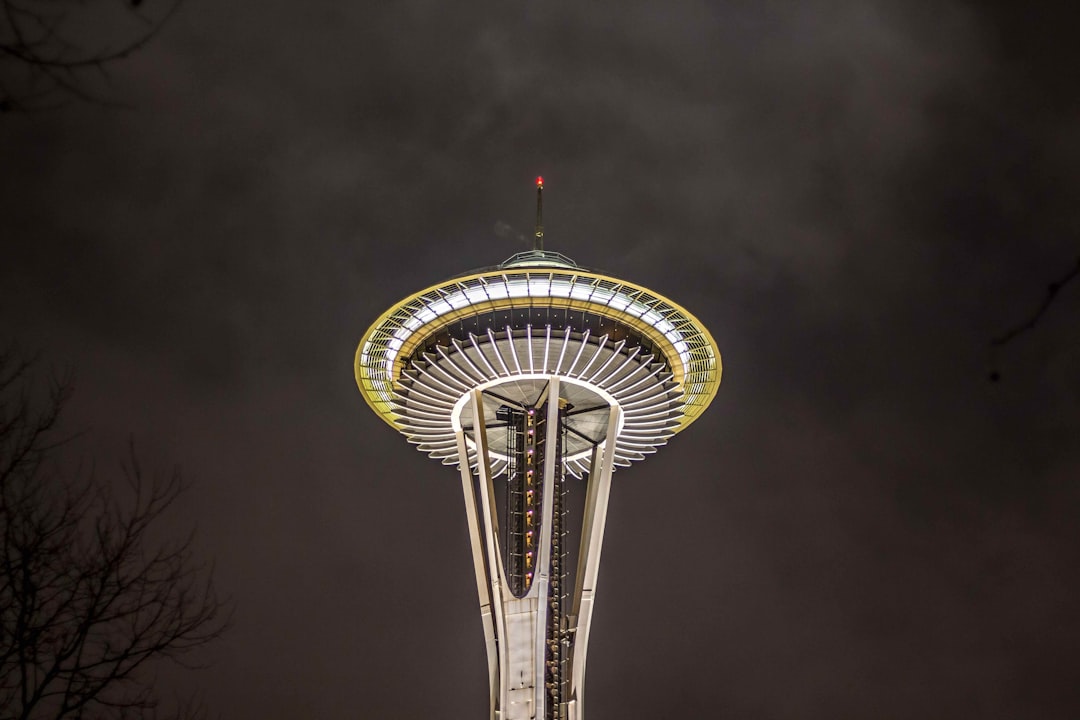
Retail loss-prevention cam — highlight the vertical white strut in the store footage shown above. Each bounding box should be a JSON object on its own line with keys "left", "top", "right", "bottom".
{"left": 469, "top": 389, "right": 511, "bottom": 718}
{"left": 456, "top": 429, "right": 500, "bottom": 720}
{"left": 567, "top": 403, "right": 621, "bottom": 719}
{"left": 533, "top": 376, "right": 561, "bottom": 718}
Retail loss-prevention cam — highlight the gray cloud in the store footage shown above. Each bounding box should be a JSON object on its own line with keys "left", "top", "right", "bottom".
{"left": 2, "top": 0, "right": 1078, "bottom": 717}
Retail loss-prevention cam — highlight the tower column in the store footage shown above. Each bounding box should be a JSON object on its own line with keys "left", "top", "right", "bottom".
{"left": 566, "top": 404, "right": 621, "bottom": 720}
{"left": 456, "top": 426, "right": 500, "bottom": 719}
{"left": 467, "top": 388, "right": 512, "bottom": 717}
{"left": 533, "top": 377, "right": 561, "bottom": 718}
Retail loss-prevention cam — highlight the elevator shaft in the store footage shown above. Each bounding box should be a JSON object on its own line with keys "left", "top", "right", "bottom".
{"left": 500, "top": 398, "right": 568, "bottom": 718}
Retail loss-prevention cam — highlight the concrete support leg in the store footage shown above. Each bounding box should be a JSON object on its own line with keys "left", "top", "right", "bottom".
{"left": 567, "top": 404, "right": 621, "bottom": 718}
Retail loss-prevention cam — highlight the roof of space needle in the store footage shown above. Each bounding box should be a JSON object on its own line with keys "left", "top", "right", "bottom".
{"left": 355, "top": 177, "right": 722, "bottom": 475}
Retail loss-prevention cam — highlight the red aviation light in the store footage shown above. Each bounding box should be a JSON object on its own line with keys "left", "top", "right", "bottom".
{"left": 536, "top": 176, "right": 543, "bottom": 188}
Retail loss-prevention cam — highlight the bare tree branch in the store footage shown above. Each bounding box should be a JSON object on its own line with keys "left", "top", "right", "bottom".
{"left": 0, "top": 0, "right": 182, "bottom": 111}
{"left": 987, "top": 255, "right": 1080, "bottom": 381}
{"left": 991, "top": 256, "right": 1080, "bottom": 348}
{"left": 0, "top": 349, "right": 229, "bottom": 720}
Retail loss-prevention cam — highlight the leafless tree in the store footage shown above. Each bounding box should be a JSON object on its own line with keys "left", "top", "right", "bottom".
{"left": 989, "top": 255, "right": 1080, "bottom": 381}
{"left": 0, "top": 0, "right": 181, "bottom": 111}
{"left": 0, "top": 349, "right": 228, "bottom": 720}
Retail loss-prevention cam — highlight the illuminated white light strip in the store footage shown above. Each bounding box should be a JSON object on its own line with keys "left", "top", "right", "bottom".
{"left": 505, "top": 326, "right": 523, "bottom": 375}
{"left": 403, "top": 407, "right": 454, "bottom": 420}
{"left": 587, "top": 340, "right": 625, "bottom": 384}
{"left": 396, "top": 403, "right": 451, "bottom": 421}
{"left": 605, "top": 363, "right": 660, "bottom": 394}
{"left": 594, "top": 346, "right": 641, "bottom": 388}
{"left": 413, "top": 363, "right": 465, "bottom": 398}
{"left": 426, "top": 353, "right": 474, "bottom": 393}
{"left": 437, "top": 353, "right": 477, "bottom": 390}
{"left": 623, "top": 411, "right": 681, "bottom": 424}
{"left": 526, "top": 325, "right": 534, "bottom": 374}
{"left": 619, "top": 441, "right": 660, "bottom": 451}
{"left": 626, "top": 416, "right": 682, "bottom": 427}
{"left": 622, "top": 384, "right": 676, "bottom": 405}
{"left": 449, "top": 340, "right": 488, "bottom": 384}
{"left": 618, "top": 428, "right": 674, "bottom": 439}
{"left": 575, "top": 335, "right": 607, "bottom": 379}
{"left": 619, "top": 394, "right": 674, "bottom": 412}
{"left": 486, "top": 329, "right": 511, "bottom": 376}
{"left": 564, "top": 329, "right": 591, "bottom": 376}
{"left": 448, "top": 352, "right": 481, "bottom": 388}
{"left": 415, "top": 430, "right": 458, "bottom": 442}
{"left": 619, "top": 385, "right": 675, "bottom": 407}
{"left": 372, "top": 274, "right": 700, "bottom": 385}
{"left": 403, "top": 415, "right": 450, "bottom": 427}
{"left": 469, "top": 334, "right": 500, "bottom": 378}
{"left": 393, "top": 388, "right": 454, "bottom": 410}
{"left": 610, "top": 365, "right": 666, "bottom": 398}
{"left": 401, "top": 383, "right": 459, "bottom": 411}
{"left": 416, "top": 436, "right": 458, "bottom": 445}
{"left": 541, "top": 326, "right": 550, "bottom": 372}
{"left": 554, "top": 327, "right": 571, "bottom": 374}
{"left": 413, "top": 431, "right": 459, "bottom": 441}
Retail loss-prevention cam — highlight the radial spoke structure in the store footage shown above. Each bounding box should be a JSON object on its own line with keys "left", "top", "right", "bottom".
{"left": 356, "top": 247, "right": 721, "bottom": 719}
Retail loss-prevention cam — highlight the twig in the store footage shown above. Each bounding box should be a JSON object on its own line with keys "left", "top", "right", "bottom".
{"left": 988, "top": 255, "right": 1080, "bottom": 381}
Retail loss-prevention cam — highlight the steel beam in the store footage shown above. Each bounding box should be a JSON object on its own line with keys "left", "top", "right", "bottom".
{"left": 567, "top": 404, "right": 621, "bottom": 716}
{"left": 456, "top": 429, "right": 499, "bottom": 719}
{"left": 470, "top": 389, "right": 511, "bottom": 718}
{"left": 533, "top": 376, "right": 561, "bottom": 718}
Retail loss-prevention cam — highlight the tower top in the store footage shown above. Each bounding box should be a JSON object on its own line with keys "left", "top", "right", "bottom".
{"left": 355, "top": 179, "right": 722, "bottom": 441}
{"left": 499, "top": 249, "right": 580, "bottom": 270}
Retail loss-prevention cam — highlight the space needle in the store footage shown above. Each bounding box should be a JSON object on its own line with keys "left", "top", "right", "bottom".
{"left": 355, "top": 178, "right": 721, "bottom": 719}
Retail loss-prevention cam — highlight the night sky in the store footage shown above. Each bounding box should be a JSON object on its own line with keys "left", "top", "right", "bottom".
{"left": 2, "top": 1, "right": 1079, "bottom": 718}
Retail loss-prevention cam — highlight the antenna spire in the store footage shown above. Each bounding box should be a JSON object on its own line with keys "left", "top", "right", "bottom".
{"left": 534, "top": 176, "right": 544, "bottom": 251}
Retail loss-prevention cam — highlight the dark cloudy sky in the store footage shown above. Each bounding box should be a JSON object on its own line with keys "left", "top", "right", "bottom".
{"left": 2, "top": 1, "right": 1079, "bottom": 718}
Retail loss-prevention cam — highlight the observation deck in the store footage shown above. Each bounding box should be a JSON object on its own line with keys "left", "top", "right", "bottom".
{"left": 356, "top": 249, "right": 721, "bottom": 475}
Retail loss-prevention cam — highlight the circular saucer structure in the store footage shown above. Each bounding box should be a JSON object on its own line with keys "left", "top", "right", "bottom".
{"left": 355, "top": 246, "right": 721, "bottom": 720}
{"left": 356, "top": 249, "right": 721, "bottom": 477}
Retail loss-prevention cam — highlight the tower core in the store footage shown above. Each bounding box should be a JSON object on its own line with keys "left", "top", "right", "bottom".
{"left": 355, "top": 199, "right": 721, "bottom": 720}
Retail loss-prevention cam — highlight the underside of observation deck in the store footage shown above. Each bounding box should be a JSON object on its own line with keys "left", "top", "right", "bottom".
{"left": 397, "top": 322, "right": 681, "bottom": 477}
